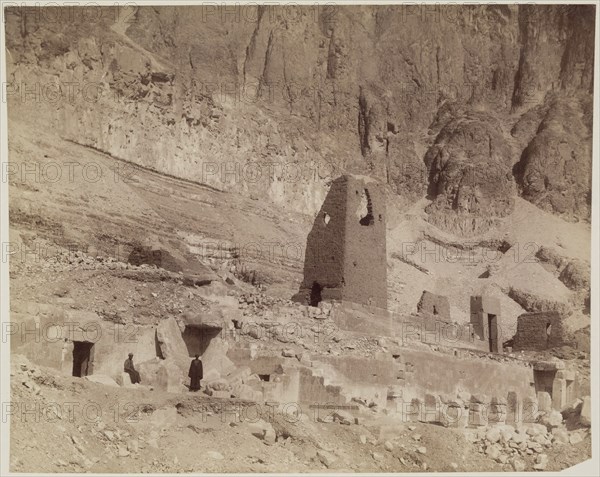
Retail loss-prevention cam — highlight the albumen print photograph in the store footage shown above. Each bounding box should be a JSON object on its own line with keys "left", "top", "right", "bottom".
{"left": 0, "top": 1, "right": 597, "bottom": 475}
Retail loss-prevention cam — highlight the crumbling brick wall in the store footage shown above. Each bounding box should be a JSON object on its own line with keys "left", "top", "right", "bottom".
{"left": 513, "top": 311, "right": 568, "bottom": 351}
{"left": 299, "top": 175, "right": 387, "bottom": 309}
{"left": 417, "top": 291, "right": 451, "bottom": 321}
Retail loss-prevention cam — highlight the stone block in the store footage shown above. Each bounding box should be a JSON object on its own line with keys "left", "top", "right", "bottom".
{"left": 420, "top": 394, "right": 442, "bottom": 423}
{"left": 210, "top": 390, "right": 231, "bottom": 399}
{"left": 551, "top": 378, "right": 567, "bottom": 411}
{"left": 579, "top": 396, "right": 591, "bottom": 427}
{"left": 488, "top": 404, "right": 507, "bottom": 424}
{"left": 507, "top": 392, "right": 523, "bottom": 425}
{"left": 405, "top": 399, "right": 422, "bottom": 422}
{"left": 417, "top": 291, "right": 451, "bottom": 321}
{"left": 468, "top": 403, "right": 488, "bottom": 427}
{"left": 84, "top": 374, "right": 120, "bottom": 387}
{"left": 537, "top": 392, "right": 552, "bottom": 412}
{"left": 119, "top": 372, "right": 133, "bottom": 387}
{"left": 470, "top": 394, "right": 489, "bottom": 404}
{"left": 440, "top": 403, "right": 467, "bottom": 428}
{"left": 523, "top": 396, "right": 539, "bottom": 423}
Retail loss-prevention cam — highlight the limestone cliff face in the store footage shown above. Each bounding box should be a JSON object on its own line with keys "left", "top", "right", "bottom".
{"left": 5, "top": 4, "right": 595, "bottom": 227}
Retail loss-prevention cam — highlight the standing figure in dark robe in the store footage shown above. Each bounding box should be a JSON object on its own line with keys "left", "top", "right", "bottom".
{"left": 124, "top": 353, "right": 141, "bottom": 384}
{"left": 188, "top": 354, "right": 203, "bottom": 392}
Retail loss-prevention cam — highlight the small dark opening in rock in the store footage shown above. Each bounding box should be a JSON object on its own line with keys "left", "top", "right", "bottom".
{"left": 155, "top": 329, "right": 165, "bottom": 359}
{"left": 310, "top": 282, "right": 323, "bottom": 307}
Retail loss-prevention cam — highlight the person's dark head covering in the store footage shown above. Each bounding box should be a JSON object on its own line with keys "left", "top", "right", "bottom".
{"left": 128, "top": 353, "right": 134, "bottom": 357}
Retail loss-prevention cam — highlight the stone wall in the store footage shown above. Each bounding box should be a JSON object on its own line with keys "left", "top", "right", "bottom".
{"left": 397, "top": 348, "right": 534, "bottom": 403}
{"left": 330, "top": 302, "right": 392, "bottom": 336}
{"left": 417, "top": 291, "right": 451, "bottom": 321}
{"left": 513, "top": 311, "right": 568, "bottom": 351}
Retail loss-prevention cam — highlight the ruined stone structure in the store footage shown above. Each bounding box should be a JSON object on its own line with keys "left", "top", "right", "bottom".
{"left": 417, "top": 291, "right": 451, "bottom": 321}
{"left": 470, "top": 296, "right": 501, "bottom": 353}
{"left": 513, "top": 311, "right": 568, "bottom": 351}
{"left": 299, "top": 175, "right": 387, "bottom": 310}
{"left": 532, "top": 360, "right": 578, "bottom": 411}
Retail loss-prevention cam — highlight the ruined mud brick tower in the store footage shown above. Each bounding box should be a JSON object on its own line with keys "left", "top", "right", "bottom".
{"left": 299, "top": 175, "right": 387, "bottom": 309}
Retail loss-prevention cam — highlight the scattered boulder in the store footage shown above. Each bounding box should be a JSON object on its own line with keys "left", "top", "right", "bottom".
{"left": 533, "top": 454, "right": 548, "bottom": 471}
{"left": 569, "top": 431, "right": 584, "bottom": 445}
{"left": 84, "top": 375, "right": 119, "bottom": 387}
{"left": 541, "top": 410, "right": 563, "bottom": 429}
{"left": 332, "top": 410, "right": 354, "bottom": 425}
{"left": 486, "top": 427, "right": 502, "bottom": 444}
{"left": 317, "top": 450, "right": 337, "bottom": 468}
{"left": 117, "top": 446, "right": 130, "bottom": 458}
{"left": 579, "top": 396, "right": 591, "bottom": 427}
{"left": 551, "top": 428, "right": 569, "bottom": 444}
{"left": 485, "top": 444, "right": 501, "bottom": 460}
{"left": 510, "top": 457, "right": 526, "bottom": 472}
{"left": 526, "top": 424, "right": 548, "bottom": 437}
{"left": 248, "top": 419, "right": 276, "bottom": 446}
{"left": 206, "top": 451, "right": 224, "bottom": 460}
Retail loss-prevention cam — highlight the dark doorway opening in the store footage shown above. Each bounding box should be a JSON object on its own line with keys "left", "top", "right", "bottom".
{"left": 487, "top": 314, "right": 498, "bottom": 353}
{"left": 258, "top": 374, "right": 271, "bottom": 382}
{"left": 310, "top": 282, "right": 323, "bottom": 307}
{"left": 534, "top": 369, "right": 556, "bottom": 395}
{"left": 182, "top": 325, "right": 222, "bottom": 358}
{"left": 72, "top": 341, "right": 94, "bottom": 377}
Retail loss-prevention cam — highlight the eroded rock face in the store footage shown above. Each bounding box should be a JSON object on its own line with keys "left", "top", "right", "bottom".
{"left": 424, "top": 111, "right": 516, "bottom": 233}
{"left": 513, "top": 99, "right": 593, "bottom": 222}
{"left": 4, "top": 4, "right": 594, "bottom": 221}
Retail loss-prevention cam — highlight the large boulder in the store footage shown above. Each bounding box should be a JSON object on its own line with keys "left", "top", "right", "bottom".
{"left": 138, "top": 358, "right": 186, "bottom": 393}
{"left": 579, "top": 396, "right": 591, "bottom": 427}
{"left": 155, "top": 316, "right": 191, "bottom": 377}
{"left": 513, "top": 99, "right": 592, "bottom": 222}
{"left": 424, "top": 111, "right": 516, "bottom": 235}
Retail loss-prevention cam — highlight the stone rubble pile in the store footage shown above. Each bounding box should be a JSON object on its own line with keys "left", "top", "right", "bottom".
{"left": 467, "top": 413, "right": 590, "bottom": 471}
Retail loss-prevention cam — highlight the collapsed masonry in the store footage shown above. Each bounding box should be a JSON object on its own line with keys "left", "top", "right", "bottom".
{"left": 513, "top": 311, "right": 568, "bottom": 351}
{"left": 417, "top": 291, "right": 451, "bottom": 321}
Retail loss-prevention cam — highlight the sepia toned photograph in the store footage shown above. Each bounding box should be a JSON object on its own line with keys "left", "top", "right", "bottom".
{"left": 0, "top": 1, "right": 597, "bottom": 475}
